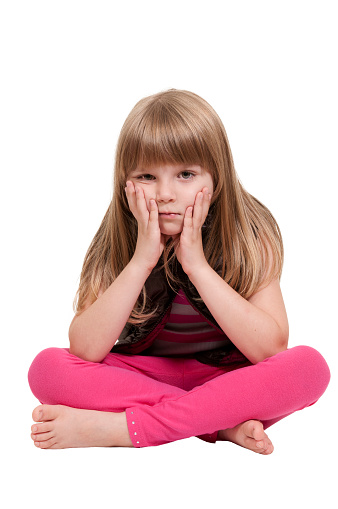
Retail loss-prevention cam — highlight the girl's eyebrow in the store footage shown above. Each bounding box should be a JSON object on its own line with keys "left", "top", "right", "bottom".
{"left": 130, "top": 165, "right": 201, "bottom": 174}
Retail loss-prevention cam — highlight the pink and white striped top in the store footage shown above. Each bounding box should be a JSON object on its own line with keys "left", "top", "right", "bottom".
{"left": 143, "top": 289, "right": 230, "bottom": 357}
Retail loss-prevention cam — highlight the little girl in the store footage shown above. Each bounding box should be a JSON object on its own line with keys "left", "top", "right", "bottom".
{"left": 28, "top": 89, "right": 330, "bottom": 452}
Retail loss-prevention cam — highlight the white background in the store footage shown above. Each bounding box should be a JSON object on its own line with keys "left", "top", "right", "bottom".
{"left": 1, "top": 1, "right": 337, "bottom": 508}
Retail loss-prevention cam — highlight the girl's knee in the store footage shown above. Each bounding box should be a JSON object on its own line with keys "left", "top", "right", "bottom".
{"left": 291, "top": 345, "right": 330, "bottom": 372}
{"left": 28, "top": 347, "right": 66, "bottom": 376}
{"left": 28, "top": 347, "right": 69, "bottom": 402}
{"left": 288, "top": 345, "right": 331, "bottom": 395}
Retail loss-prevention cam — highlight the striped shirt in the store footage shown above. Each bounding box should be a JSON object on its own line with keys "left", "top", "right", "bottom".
{"left": 142, "top": 289, "right": 230, "bottom": 357}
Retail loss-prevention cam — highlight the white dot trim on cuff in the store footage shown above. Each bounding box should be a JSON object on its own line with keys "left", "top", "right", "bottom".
{"left": 129, "top": 410, "right": 140, "bottom": 446}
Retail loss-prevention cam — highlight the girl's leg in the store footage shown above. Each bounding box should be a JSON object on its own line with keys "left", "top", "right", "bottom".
{"left": 28, "top": 345, "right": 330, "bottom": 449}
{"left": 124, "top": 346, "right": 330, "bottom": 447}
{"left": 28, "top": 347, "right": 188, "bottom": 411}
{"left": 28, "top": 347, "right": 217, "bottom": 447}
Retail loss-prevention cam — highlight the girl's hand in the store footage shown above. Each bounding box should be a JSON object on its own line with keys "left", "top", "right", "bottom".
{"left": 125, "top": 180, "right": 167, "bottom": 272}
{"left": 174, "top": 187, "right": 212, "bottom": 277}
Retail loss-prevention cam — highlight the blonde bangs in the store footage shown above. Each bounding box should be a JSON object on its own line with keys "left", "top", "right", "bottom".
{"left": 117, "top": 91, "right": 216, "bottom": 177}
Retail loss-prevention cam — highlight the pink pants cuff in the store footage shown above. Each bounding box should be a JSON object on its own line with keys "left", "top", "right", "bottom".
{"left": 125, "top": 408, "right": 218, "bottom": 446}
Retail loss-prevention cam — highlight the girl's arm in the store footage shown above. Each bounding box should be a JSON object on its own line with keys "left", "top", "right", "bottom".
{"left": 175, "top": 188, "right": 288, "bottom": 364}
{"left": 188, "top": 265, "right": 289, "bottom": 365}
{"left": 68, "top": 260, "right": 152, "bottom": 362}
{"left": 69, "top": 181, "right": 166, "bottom": 363}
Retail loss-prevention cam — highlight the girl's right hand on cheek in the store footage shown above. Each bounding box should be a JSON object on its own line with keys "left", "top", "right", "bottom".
{"left": 125, "top": 180, "right": 165, "bottom": 272}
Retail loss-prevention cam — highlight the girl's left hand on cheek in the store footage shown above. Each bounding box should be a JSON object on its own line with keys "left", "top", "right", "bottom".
{"left": 174, "top": 187, "right": 212, "bottom": 276}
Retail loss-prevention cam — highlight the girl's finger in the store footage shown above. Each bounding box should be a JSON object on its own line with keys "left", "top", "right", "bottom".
{"left": 135, "top": 186, "right": 151, "bottom": 217}
{"left": 191, "top": 188, "right": 210, "bottom": 228}
{"left": 130, "top": 184, "right": 158, "bottom": 231}
{"left": 125, "top": 181, "right": 146, "bottom": 221}
{"left": 126, "top": 181, "right": 146, "bottom": 211}
{"left": 148, "top": 199, "right": 159, "bottom": 223}
{"left": 201, "top": 188, "right": 211, "bottom": 223}
{"left": 125, "top": 181, "right": 138, "bottom": 213}
{"left": 183, "top": 206, "right": 194, "bottom": 229}
{"left": 192, "top": 191, "right": 204, "bottom": 225}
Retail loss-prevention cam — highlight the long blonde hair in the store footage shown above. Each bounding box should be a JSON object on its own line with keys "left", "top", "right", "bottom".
{"left": 73, "top": 89, "right": 283, "bottom": 324}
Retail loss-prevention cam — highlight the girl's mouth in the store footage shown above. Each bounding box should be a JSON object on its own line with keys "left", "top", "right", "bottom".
{"left": 159, "top": 213, "right": 179, "bottom": 218}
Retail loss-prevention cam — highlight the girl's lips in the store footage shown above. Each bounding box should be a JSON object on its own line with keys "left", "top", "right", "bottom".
{"left": 159, "top": 213, "right": 179, "bottom": 218}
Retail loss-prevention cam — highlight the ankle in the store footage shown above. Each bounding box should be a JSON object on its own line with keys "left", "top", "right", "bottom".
{"left": 217, "top": 429, "right": 228, "bottom": 441}
{"left": 117, "top": 412, "right": 134, "bottom": 447}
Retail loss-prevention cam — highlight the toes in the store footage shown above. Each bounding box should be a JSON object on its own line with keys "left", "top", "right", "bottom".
{"left": 31, "top": 405, "right": 61, "bottom": 448}
{"left": 31, "top": 421, "right": 53, "bottom": 434}
{"left": 255, "top": 439, "right": 274, "bottom": 455}
{"left": 263, "top": 442, "right": 274, "bottom": 455}
{"left": 247, "top": 420, "right": 274, "bottom": 454}
{"left": 242, "top": 434, "right": 274, "bottom": 455}
{"left": 249, "top": 420, "right": 265, "bottom": 441}
{"left": 31, "top": 431, "right": 55, "bottom": 442}
{"left": 32, "top": 405, "right": 44, "bottom": 422}
{"left": 34, "top": 437, "right": 58, "bottom": 449}
{"left": 32, "top": 404, "right": 60, "bottom": 422}
{"left": 243, "top": 435, "right": 259, "bottom": 452}
{"left": 223, "top": 420, "right": 274, "bottom": 455}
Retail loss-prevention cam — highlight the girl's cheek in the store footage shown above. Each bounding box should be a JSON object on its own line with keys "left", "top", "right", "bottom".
{"left": 146, "top": 197, "right": 152, "bottom": 210}
{"left": 145, "top": 196, "right": 151, "bottom": 212}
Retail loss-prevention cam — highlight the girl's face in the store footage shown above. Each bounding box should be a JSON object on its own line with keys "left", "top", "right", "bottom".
{"left": 127, "top": 164, "right": 214, "bottom": 237}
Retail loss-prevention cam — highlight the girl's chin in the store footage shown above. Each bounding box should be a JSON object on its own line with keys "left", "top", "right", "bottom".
{"left": 161, "top": 230, "right": 181, "bottom": 240}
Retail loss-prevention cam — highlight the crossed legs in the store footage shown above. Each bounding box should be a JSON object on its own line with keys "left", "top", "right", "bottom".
{"left": 28, "top": 346, "right": 330, "bottom": 451}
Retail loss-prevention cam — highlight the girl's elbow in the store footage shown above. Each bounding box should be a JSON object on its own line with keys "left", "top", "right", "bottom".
{"left": 251, "top": 333, "right": 289, "bottom": 364}
{"left": 278, "top": 327, "right": 289, "bottom": 353}
{"left": 68, "top": 339, "right": 89, "bottom": 361}
{"left": 68, "top": 331, "right": 98, "bottom": 362}
{"left": 69, "top": 330, "right": 114, "bottom": 363}
{"left": 69, "top": 342, "right": 104, "bottom": 363}
{"left": 268, "top": 332, "right": 289, "bottom": 360}
{"left": 264, "top": 326, "right": 289, "bottom": 361}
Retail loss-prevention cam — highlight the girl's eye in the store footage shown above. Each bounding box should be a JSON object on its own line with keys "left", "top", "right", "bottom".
{"left": 180, "top": 171, "right": 194, "bottom": 180}
{"left": 136, "top": 174, "right": 155, "bottom": 180}
{"left": 135, "top": 172, "right": 195, "bottom": 181}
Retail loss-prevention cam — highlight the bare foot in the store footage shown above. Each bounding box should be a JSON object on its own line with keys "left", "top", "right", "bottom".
{"left": 31, "top": 404, "right": 134, "bottom": 449}
{"left": 217, "top": 420, "right": 274, "bottom": 455}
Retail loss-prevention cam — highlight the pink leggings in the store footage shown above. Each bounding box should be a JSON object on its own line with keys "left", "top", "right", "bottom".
{"left": 28, "top": 345, "right": 330, "bottom": 448}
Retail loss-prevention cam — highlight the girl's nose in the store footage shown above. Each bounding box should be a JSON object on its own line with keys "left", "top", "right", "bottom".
{"left": 156, "top": 184, "right": 176, "bottom": 202}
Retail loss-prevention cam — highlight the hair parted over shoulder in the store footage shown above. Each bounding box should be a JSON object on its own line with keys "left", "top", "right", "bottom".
{"left": 73, "top": 89, "right": 284, "bottom": 324}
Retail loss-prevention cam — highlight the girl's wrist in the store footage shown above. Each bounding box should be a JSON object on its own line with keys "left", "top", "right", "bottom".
{"left": 183, "top": 260, "right": 210, "bottom": 280}
{"left": 129, "top": 256, "right": 154, "bottom": 277}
